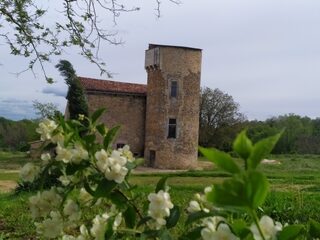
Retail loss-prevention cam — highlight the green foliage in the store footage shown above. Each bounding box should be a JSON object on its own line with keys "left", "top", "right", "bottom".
{"left": 246, "top": 114, "right": 320, "bottom": 154}
{"left": 199, "top": 87, "right": 245, "bottom": 151}
{"left": 10, "top": 111, "right": 320, "bottom": 239}
{"left": 56, "top": 60, "right": 89, "bottom": 120}
{"left": 0, "top": 117, "right": 39, "bottom": 151}
{"left": 32, "top": 100, "right": 62, "bottom": 120}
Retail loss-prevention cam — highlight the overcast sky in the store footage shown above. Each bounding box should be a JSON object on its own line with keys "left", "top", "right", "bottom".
{"left": 1, "top": 0, "right": 320, "bottom": 120}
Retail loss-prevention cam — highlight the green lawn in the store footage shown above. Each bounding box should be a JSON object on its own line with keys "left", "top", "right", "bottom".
{"left": 1, "top": 153, "right": 320, "bottom": 238}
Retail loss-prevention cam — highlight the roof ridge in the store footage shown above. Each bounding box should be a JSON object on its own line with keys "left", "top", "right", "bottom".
{"left": 79, "top": 77, "right": 147, "bottom": 95}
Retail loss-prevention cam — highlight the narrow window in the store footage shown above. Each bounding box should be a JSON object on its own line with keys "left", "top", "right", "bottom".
{"left": 168, "top": 118, "right": 177, "bottom": 138}
{"left": 171, "top": 81, "right": 178, "bottom": 98}
{"left": 149, "top": 150, "right": 156, "bottom": 167}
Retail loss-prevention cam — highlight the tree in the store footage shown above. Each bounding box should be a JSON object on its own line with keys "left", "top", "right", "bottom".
{"left": 56, "top": 60, "right": 88, "bottom": 120}
{"left": 33, "top": 100, "right": 61, "bottom": 120}
{"left": 0, "top": 0, "right": 180, "bottom": 82}
{"left": 199, "top": 87, "right": 245, "bottom": 150}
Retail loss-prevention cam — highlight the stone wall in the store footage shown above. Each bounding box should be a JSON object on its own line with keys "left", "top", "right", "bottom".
{"left": 144, "top": 45, "right": 202, "bottom": 169}
{"left": 86, "top": 92, "right": 146, "bottom": 156}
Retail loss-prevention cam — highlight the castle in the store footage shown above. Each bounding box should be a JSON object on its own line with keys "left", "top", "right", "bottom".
{"left": 78, "top": 44, "right": 202, "bottom": 169}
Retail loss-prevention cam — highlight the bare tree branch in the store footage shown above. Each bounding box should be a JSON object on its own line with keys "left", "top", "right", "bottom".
{"left": 0, "top": 0, "right": 180, "bottom": 82}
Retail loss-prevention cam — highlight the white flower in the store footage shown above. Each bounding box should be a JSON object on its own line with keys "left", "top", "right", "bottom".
{"left": 201, "top": 223, "right": 239, "bottom": 240}
{"left": 250, "top": 215, "right": 282, "bottom": 240}
{"left": 204, "top": 186, "right": 213, "bottom": 194}
{"left": 90, "top": 215, "right": 107, "bottom": 240}
{"left": 36, "top": 119, "right": 57, "bottom": 141}
{"left": 63, "top": 199, "right": 81, "bottom": 222}
{"left": 79, "top": 188, "right": 93, "bottom": 205}
{"left": 113, "top": 213, "right": 122, "bottom": 230}
{"left": 62, "top": 235, "right": 77, "bottom": 240}
{"left": 187, "top": 200, "right": 201, "bottom": 213}
{"left": 56, "top": 144, "right": 73, "bottom": 163}
{"left": 20, "top": 163, "right": 40, "bottom": 182}
{"left": 72, "top": 143, "right": 89, "bottom": 164}
{"left": 147, "top": 190, "right": 174, "bottom": 229}
{"left": 59, "top": 175, "right": 71, "bottom": 186}
{"left": 29, "top": 187, "right": 62, "bottom": 219}
{"left": 77, "top": 224, "right": 90, "bottom": 240}
{"left": 202, "top": 216, "right": 226, "bottom": 232}
{"left": 78, "top": 114, "right": 85, "bottom": 121}
{"left": 35, "top": 211, "right": 63, "bottom": 239}
{"left": 51, "top": 132, "right": 64, "bottom": 145}
{"left": 118, "top": 145, "right": 135, "bottom": 162}
{"left": 41, "top": 153, "right": 51, "bottom": 165}
{"left": 95, "top": 149, "right": 128, "bottom": 183}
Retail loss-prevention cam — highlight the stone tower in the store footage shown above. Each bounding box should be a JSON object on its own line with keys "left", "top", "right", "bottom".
{"left": 144, "top": 44, "right": 202, "bottom": 169}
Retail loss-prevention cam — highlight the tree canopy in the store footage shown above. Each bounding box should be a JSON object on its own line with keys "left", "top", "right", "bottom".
{"left": 199, "top": 87, "right": 246, "bottom": 150}
{"left": 0, "top": 0, "right": 180, "bottom": 82}
{"left": 56, "top": 60, "right": 88, "bottom": 120}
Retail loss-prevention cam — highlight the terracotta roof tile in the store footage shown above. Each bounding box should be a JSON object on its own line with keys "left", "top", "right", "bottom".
{"left": 79, "top": 77, "right": 147, "bottom": 95}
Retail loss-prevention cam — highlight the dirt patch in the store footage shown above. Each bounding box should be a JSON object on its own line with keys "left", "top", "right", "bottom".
{"left": 0, "top": 180, "right": 17, "bottom": 192}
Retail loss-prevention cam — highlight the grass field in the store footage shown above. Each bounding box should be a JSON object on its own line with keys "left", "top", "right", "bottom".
{"left": 1, "top": 151, "right": 320, "bottom": 239}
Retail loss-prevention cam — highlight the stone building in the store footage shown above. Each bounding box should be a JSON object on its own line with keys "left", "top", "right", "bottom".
{"left": 77, "top": 44, "right": 202, "bottom": 169}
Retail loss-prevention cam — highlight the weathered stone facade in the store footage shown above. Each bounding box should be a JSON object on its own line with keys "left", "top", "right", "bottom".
{"left": 72, "top": 44, "right": 202, "bottom": 169}
{"left": 79, "top": 78, "right": 147, "bottom": 156}
{"left": 86, "top": 92, "right": 146, "bottom": 156}
{"left": 144, "top": 45, "right": 202, "bottom": 169}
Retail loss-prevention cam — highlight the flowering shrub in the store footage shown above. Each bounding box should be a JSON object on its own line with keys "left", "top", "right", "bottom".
{"left": 20, "top": 109, "right": 320, "bottom": 239}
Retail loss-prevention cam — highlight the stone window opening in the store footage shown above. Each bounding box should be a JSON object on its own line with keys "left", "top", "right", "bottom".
{"left": 149, "top": 150, "right": 156, "bottom": 167}
{"left": 168, "top": 118, "right": 177, "bottom": 139}
{"left": 170, "top": 81, "right": 178, "bottom": 98}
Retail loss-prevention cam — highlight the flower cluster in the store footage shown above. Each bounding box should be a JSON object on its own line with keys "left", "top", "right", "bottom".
{"left": 29, "top": 187, "right": 62, "bottom": 219}
{"left": 201, "top": 216, "right": 239, "bottom": 240}
{"left": 147, "top": 190, "right": 174, "bottom": 229}
{"left": 95, "top": 149, "right": 129, "bottom": 183}
{"left": 36, "top": 119, "right": 58, "bottom": 141}
{"left": 187, "top": 186, "right": 213, "bottom": 214}
{"left": 56, "top": 143, "right": 89, "bottom": 164}
{"left": 20, "top": 162, "right": 40, "bottom": 182}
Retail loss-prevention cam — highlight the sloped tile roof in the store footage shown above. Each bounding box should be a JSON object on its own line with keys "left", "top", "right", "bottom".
{"left": 79, "top": 77, "right": 147, "bottom": 95}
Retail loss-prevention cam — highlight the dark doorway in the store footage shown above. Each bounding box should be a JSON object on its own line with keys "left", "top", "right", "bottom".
{"left": 149, "top": 150, "right": 156, "bottom": 167}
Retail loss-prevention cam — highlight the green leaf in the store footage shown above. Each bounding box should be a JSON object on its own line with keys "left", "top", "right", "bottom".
{"left": 83, "top": 134, "right": 96, "bottom": 146}
{"left": 247, "top": 131, "right": 283, "bottom": 169}
{"left": 178, "top": 226, "right": 202, "bottom": 240}
{"left": 166, "top": 206, "right": 180, "bottom": 229}
{"left": 159, "top": 230, "right": 173, "bottom": 240}
{"left": 155, "top": 176, "right": 168, "bottom": 193}
{"left": 96, "top": 123, "right": 106, "bottom": 136}
{"left": 123, "top": 205, "right": 136, "bottom": 228}
{"left": 309, "top": 219, "right": 320, "bottom": 238}
{"left": 83, "top": 180, "right": 95, "bottom": 196}
{"left": 231, "top": 219, "right": 251, "bottom": 239}
{"left": 66, "top": 162, "right": 89, "bottom": 175}
{"left": 278, "top": 225, "right": 304, "bottom": 240}
{"left": 233, "top": 130, "right": 253, "bottom": 161}
{"left": 185, "top": 211, "right": 215, "bottom": 225}
{"left": 207, "top": 177, "right": 247, "bottom": 207}
{"left": 245, "top": 171, "right": 269, "bottom": 208}
{"left": 109, "top": 191, "right": 127, "bottom": 209}
{"left": 126, "top": 161, "right": 137, "bottom": 171}
{"left": 207, "top": 171, "right": 269, "bottom": 209}
{"left": 137, "top": 216, "right": 152, "bottom": 227}
{"left": 104, "top": 216, "right": 115, "bottom": 239}
{"left": 199, "top": 147, "right": 241, "bottom": 174}
{"left": 94, "top": 179, "right": 117, "bottom": 198}
{"left": 103, "top": 125, "right": 120, "bottom": 149}
{"left": 91, "top": 108, "right": 106, "bottom": 124}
